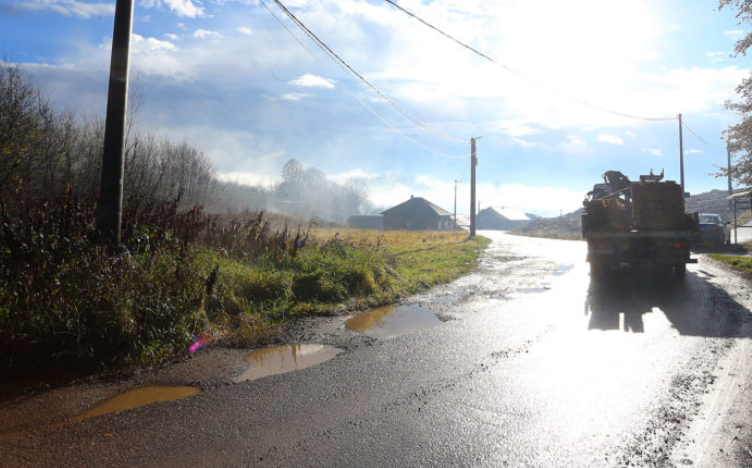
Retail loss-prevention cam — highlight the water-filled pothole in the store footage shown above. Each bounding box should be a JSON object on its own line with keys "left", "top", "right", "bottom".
{"left": 345, "top": 305, "right": 441, "bottom": 340}
{"left": 72, "top": 386, "right": 200, "bottom": 422}
{"left": 235, "top": 344, "right": 342, "bottom": 383}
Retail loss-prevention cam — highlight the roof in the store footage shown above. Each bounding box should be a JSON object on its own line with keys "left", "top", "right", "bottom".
{"left": 381, "top": 196, "right": 452, "bottom": 217}
{"left": 485, "top": 206, "right": 530, "bottom": 221}
{"left": 728, "top": 189, "right": 752, "bottom": 199}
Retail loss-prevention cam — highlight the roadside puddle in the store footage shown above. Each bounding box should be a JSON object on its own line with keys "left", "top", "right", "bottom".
{"left": 553, "top": 265, "right": 573, "bottom": 276}
{"left": 235, "top": 344, "right": 342, "bottom": 383}
{"left": 0, "top": 385, "right": 200, "bottom": 441}
{"left": 71, "top": 386, "right": 201, "bottom": 422}
{"left": 345, "top": 305, "right": 441, "bottom": 340}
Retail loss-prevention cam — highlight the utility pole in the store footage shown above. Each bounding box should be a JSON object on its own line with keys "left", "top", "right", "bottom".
{"left": 454, "top": 179, "right": 458, "bottom": 231}
{"left": 728, "top": 143, "right": 733, "bottom": 211}
{"left": 470, "top": 137, "right": 482, "bottom": 237}
{"left": 98, "top": 0, "right": 135, "bottom": 247}
{"left": 678, "top": 113, "right": 685, "bottom": 196}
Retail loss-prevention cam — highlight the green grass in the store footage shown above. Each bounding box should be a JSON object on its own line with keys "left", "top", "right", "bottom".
{"left": 201, "top": 230, "right": 490, "bottom": 347}
{"left": 708, "top": 252, "right": 752, "bottom": 274}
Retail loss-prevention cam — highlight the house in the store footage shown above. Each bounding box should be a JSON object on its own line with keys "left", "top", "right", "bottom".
{"left": 381, "top": 196, "right": 453, "bottom": 231}
{"left": 477, "top": 206, "right": 532, "bottom": 230}
{"left": 346, "top": 215, "right": 384, "bottom": 230}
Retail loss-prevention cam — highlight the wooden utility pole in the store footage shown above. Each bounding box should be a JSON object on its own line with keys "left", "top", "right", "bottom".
{"left": 470, "top": 137, "right": 479, "bottom": 237}
{"left": 98, "top": 0, "right": 134, "bottom": 247}
{"left": 678, "top": 113, "right": 685, "bottom": 196}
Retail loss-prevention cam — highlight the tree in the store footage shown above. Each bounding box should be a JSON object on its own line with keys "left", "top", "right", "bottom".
{"left": 718, "top": 1, "right": 752, "bottom": 186}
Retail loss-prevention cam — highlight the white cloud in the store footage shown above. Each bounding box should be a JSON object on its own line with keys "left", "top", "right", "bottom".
{"left": 163, "top": 33, "right": 181, "bottom": 41}
{"left": 706, "top": 51, "right": 729, "bottom": 63}
{"left": 645, "top": 148, "right": 663, "bottom": 156}
{"left": 281, "top": 93, "right": 311, "bottom": 102}
{"left": 686, "top": 149, "right": 703, "bottom": 155}
{"left": 164, "top": 0, "right": 203, "bottom": 17}
{"left": 288, "top": 74, "right": 335, "bottom": 89}
{"left": 597, "top": 134, "right": 624, "bottom": 145}
{"left": 627, "top": 131, "right": 636, "bottom": 139}
{"left": 14, "top": 0, "right": 114, "bottom": 18}
{"left": 724, "top": 29, "right": 746, "bottom": 40}
{"left": 193, "top": 29, "right": 223, "bottom": 40}
{"left": 238, "top": 27, "right": 254, "bottom": 36}
{"left": 131, "top": 34, "right": 178, "bottom": 53}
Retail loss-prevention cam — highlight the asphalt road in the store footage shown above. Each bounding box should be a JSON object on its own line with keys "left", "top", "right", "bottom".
{"left": 3, "top": 231, "right": 752, "bottom": 467}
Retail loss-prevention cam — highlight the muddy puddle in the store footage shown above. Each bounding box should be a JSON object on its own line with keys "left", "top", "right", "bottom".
{"left": 72, "top": 385, "right": 200, "bottom": 422}
{"left": 345, "top": 305, "right": 441, "bottom": 340}
{"left": 235, "top": 344, "right": 342, "bottom": 383}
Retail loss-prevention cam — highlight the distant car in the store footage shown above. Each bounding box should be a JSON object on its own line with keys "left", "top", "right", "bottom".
{"left": 698, "top": 213, "right": 730, "bottom": 247}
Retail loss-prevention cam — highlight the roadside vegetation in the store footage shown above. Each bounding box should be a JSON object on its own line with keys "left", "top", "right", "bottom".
{"left": 0, "top": 63, "right": 489, "bottom": 385}
{"left": 708, "top": 251, "right": 752, "bottom": 275}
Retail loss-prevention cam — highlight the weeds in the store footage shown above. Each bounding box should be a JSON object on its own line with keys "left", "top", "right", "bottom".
{"left": 0, "top": 194, "right": 489, "bottom": 384}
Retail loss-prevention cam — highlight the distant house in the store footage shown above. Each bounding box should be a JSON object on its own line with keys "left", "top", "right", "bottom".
{"left": 346, "top": 215, "right": 384, "bottom": 230}
{"left": 382, "top": 196, "right": 453, "bottom": 231}
{"left": 477, "top": 206, "right": 531, "bottom": 230}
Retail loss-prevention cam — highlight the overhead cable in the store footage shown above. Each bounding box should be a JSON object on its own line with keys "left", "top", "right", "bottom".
{"left": 271, "top": 0, "right": 465, "bottom": 144}
{"left": 262, "top": 0, "right": 470, "bottom": 159}
{"left": 681, "top": 120, "right": 726, "bottom": 148}
{"left": 384, "top": 0, "right": 677, "bottom": 122}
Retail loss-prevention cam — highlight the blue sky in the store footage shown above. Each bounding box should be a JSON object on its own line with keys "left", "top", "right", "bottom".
{"left": 2, "top": 0, "right": 750, "bottom": 216}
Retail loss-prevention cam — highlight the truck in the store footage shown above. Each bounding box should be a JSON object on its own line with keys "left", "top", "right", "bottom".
{"left": 582, "top": 170, "right": 699, "bottom": 276}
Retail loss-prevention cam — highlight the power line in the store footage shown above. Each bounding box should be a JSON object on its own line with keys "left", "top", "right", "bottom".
{"left": 384, "top": 0, "right": 677, "bottom": 122}
{"left": 271, "top": 0, "right": 465, "bottom": 144}
{"left": 262, "top": 0, "right": 470, "bottom": 160}
{"left": 681, "top": 120, "right": 726, "bottom": 148}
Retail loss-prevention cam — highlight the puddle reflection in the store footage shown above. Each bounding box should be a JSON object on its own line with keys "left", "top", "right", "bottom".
{"left": 345, "top": 305, "right": 441, "bottom": 340}
{"left": 72, "top": 386, "right": 200, "bottom": 422}
{"left": 235, "top": 344, "right": 342, "bottom": 383}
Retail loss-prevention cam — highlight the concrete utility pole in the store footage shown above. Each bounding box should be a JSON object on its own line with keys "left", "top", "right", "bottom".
{"left": 470, "top": 137, "right": 482, "bottom": 237}
{"left": 454, "top": 179, "right": 458, "bottom": 231}
{"left": 98, "top": 0, "right": 135, "bottom": 247}
{"left": 678, "top": 113, "right": 685, "bottom": 196}
{"left": 728, "top": 144, "right": 733, "bottom": 211}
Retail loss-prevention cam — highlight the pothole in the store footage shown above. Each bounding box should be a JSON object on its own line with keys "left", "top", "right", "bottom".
{"left": 345, "top": 305, "right": 441, "bottom": 340}
{"left": 235, "top": 344, "right": 342, "bottom": 383}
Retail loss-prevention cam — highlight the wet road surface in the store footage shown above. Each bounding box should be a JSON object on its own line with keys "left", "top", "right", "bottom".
{"left": 3, "top": 231, "right": 752, "bottom": 467}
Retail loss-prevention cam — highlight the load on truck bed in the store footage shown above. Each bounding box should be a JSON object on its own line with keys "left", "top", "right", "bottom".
{"left": 582, "top": 170, "right": 699, "bottom": 276}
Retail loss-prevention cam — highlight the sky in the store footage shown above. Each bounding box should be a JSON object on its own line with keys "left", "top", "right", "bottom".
{"left": 1, "top": 0, "right": 751, "bottom": 217}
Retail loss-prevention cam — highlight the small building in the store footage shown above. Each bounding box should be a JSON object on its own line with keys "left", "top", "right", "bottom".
{"left": 346, "top": 215, "right": 384, "bottom": 230}
{"left": 477, "top": 206, "right": 531, "bottom": 230}
{"left": 381, "top": 196, "right": 453, "bottom": 231}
